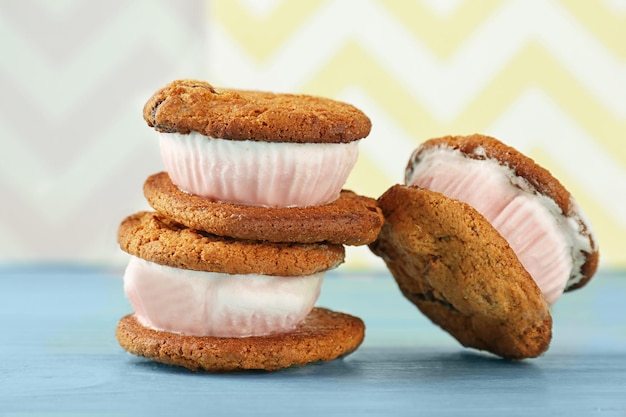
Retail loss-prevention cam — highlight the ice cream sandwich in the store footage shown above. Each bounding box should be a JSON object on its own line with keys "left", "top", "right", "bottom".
{"left": 116, "top": 212, "right": 363, "bottom": 371}
{"left": 370, "top": 134, "right": 599, "bottom": 359}
{"left": 144, "top": 79, "right": 372, "bottom": 208}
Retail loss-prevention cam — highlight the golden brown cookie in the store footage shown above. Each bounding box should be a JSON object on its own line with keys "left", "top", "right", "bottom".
{"left": 143, "top": 172, "right": 384, "bottom": 246}
{"left": 118, "top": 211, "right": 345, "bottom": 276}
{"left": 143, "top": 79, "right": 371, "bottom": 143}
{"left": 406, "top": 134, "right": 599, "bottom": 291}
{"left": 369, "top": 185, "right": 552, "bottom": 359}
{"left": 116, "top": 307, "right": 365, "bottom": 372}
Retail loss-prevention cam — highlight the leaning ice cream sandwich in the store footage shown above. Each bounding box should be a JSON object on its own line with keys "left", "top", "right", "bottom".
{"left": 370, "top": 134, "right": 599, "bottom": 359}
{"left": 116, "top": 80, "right": 380, "bottom": 371}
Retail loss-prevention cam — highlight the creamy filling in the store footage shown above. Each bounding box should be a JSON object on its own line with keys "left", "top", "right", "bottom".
{"left": 405, "top": 145, "right": 593, "bottom": 305}
{"left": 159, "top": 132, "right": 359, "bottom": 207}
{"left": 123, "top": 256, "right": 324, "bottom": 337}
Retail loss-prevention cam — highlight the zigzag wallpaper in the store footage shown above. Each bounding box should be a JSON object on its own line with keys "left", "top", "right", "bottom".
{"left": 1, "top": 0, "right": 624, "bottom": 270}
{"left": 207, "top": 0, "right": 625, "bottom": 270}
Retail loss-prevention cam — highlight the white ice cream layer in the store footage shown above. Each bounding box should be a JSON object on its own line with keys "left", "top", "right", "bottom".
{"left": 405, "top": 145, "right": 594, "bottom": 305}
{"left": 159, "top": 132, "right": 359, "bottom": 207}
{"left": 123, "top": 256, "right": 324, "bottom": 337}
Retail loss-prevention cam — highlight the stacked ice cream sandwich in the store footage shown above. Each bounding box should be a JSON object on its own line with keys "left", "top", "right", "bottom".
{"left": 116, "top": 80, "right": 384, "bottom": 372}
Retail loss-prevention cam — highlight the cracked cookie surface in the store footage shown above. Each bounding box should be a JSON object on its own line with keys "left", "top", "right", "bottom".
{"left": 116, "top": 307, "right": 365, "bottom": 372}
{"left": 143, "top": 172, "right": 384, "bottom": 246}
{"left": 143, "top": 79, "right": 371, "bottom": 143}
{"left": 369, "top": 184, "right": 552, "bottom": 359}
{"left": 118, "top": 211, "right": 345, "bottom": 276}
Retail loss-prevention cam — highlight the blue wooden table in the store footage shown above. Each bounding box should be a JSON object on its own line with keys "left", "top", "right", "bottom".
{"left": 1, "top": 266, "right": 625, "bottom": 416}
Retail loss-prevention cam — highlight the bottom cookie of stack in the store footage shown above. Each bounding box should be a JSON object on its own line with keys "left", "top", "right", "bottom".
{"left": 117, "top": 308, "right": 364, "bottom": 372}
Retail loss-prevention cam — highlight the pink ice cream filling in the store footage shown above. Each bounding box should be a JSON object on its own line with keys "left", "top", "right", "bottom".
{"left": 159, "top": 132, "right": 360, "bottom": 207}
{"left": 405, "top": 145, "right": 593, "bottom": 305}
{"left": 123, "top": 256, "right": 324, "bottom": 337}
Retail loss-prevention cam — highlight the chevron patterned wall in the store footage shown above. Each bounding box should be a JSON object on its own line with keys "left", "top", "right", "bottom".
{"left": 0, "top": 0, "right": 208, "bottom": 266}
{"left": 208, "top": 0, "right": 626, "bottom": 271}
{"left": 1, "top": 0, "right": 624, "bottom": 271}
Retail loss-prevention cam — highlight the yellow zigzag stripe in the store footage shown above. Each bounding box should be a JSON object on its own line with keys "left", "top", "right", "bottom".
{"left": 301, "top": 41, "right": 623, "bottom": 267}
{"left": 213, "top": 0, "right": 504, "bottom": 61}
{"left": 381, "top": 0, "right": 504, "bottom": 59}
{"left": 301, "top": 41, "right": 626, "bottom": 167}
{"left": 344, "top": 149, "right": 395, "bottom": 196}
{"left": 555, "top": 0, "right": 626, "bottom": 58}
{"left": 212, "top": 0, "right": 325, "bottom": 62}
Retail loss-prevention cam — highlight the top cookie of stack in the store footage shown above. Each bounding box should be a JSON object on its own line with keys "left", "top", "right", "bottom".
{"left": 115, "top": 79, "right": 383, "bottom": 372}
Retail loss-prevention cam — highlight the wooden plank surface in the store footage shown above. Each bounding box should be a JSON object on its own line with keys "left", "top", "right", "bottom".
{"left": 1, "top": 267, "right": 624, "bottom": 416}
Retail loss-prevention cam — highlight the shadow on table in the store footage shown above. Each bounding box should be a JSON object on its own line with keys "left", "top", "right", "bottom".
{"left": 126, "top": 345, "right": 544, "bottom": 383}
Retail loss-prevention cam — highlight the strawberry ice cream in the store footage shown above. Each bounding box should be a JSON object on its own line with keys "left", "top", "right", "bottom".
{"left": 159, "top": 132, "right": 359, "bottom": 207}
{"left": 123, "top": 256, "right": 324, "bottom": 337}
{"left": 406, "top": 144, "right": 595, "bottom": 305}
